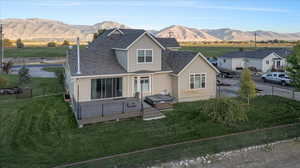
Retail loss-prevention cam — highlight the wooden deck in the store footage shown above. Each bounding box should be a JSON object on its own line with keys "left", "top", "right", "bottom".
{"left": 73, "top": 97, "right": 165, "bottom": 126}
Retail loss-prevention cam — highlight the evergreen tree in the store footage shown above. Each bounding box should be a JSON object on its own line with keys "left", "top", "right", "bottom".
{"left": 18, "top": 66, "right": 31, "bottom": 85}
{"left": 239, "top": 68, "right": 256, "bottom": 104}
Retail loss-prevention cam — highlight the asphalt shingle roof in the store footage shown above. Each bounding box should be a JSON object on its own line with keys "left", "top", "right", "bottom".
{"left": 163, "top": 50, "right": 198, "bottom": 74}
{"left": 68, "top": 28, "right": 194, "bottom": 76}
{"left": 221, "top": 48, "right": 292, "bottom": 59}
{"left": 156, "top": 38, "right": 180, "bottom": 48}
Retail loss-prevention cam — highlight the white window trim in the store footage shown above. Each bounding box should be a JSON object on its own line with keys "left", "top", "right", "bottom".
{"left": 132, "top": 76, "right": 152, "bottom": 96}
{"left": 136, "top": 49, "right": 153, "bottom": 64}
{"left": 189, "top": 73, "right": 207, "bottom": 90}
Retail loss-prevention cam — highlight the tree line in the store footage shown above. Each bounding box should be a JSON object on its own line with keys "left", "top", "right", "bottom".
{"left": 1, "top": 39, "right": 70, "bottom": 48}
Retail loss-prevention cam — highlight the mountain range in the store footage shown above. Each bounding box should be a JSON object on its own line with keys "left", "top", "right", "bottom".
{"left": 1, "top": 18, "right": 300, "bottom": 42}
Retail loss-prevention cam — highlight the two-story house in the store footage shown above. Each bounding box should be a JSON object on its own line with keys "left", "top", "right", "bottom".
{"left": 65, "top": 28, "right": 219, "bottom": 126}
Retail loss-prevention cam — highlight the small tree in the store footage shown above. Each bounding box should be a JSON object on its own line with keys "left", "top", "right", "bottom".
{"left": 47, "top": 42, "right": 57, "bottom": 47}
{"left": 16, "top": 39, "right": 25, "bottom": 48}
{"left": 239, "top": 68, "right": 256, "bottom": 104}
{"left": 62, "top": 40, "right": 70, "bottom": 46}
{"left": 287, "top": 44, "right": 300, "bottom": 90}
{"left": 2, "top": 60, "right": 14, "bottom": 74}
{"left": 205, "top": 98, "right": 248, "bottom": 126}
{"left": 0, "top": 76, "right": 8, "bottom": 88}
{"left": 18, "top": 66, "right": 31, "bottom": 85}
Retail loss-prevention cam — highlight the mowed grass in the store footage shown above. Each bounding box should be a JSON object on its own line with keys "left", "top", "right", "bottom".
{"left": 4, "top": 47, "right": 68, "bottom": 58}
{"left": 0, "top": 73, "right": 64, "bottom": 102}
{"left": 180, "top": 46, "right": 256, "bottom": 58}
{"left": 1, "top": 74, "right": 300, "bottom": 168}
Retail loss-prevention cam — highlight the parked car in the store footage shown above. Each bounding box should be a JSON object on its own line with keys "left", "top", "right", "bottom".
{"left": 261, "top": 72, "right": 292, "bottom": 86}
{"left": 218, "top": 71, "right": 237, "bottom": 78}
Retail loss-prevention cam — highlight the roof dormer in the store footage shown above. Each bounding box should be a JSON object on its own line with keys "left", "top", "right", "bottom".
{"left": 107, "top": 28, "right": 124, "bottom": 36}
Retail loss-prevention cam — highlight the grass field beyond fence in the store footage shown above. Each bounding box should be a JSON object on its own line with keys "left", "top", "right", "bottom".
{"left": 4, "top": 47, "right": 68, "bottom": 58}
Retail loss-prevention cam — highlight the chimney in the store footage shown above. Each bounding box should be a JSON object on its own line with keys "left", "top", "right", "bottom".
{"left": 76, "top": 37, "right": 81, "bottom": 74}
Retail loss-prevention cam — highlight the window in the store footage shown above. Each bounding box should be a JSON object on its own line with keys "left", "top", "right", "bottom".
{"left": 140, "top": 77, "right": 150, "bottom": 92}
{"left": 190, "top": 73, "right": 206, "bottom": 89}
{"left": 91, "top": 78, "right": 122, "bottom": 99}
{"left": 266, "top": 60, "right": 269, "bottom": 64}
{"left": 137, "top": 49, "right": 153, "bottom": 63}
{"left": 133, "top": 76, "right": 151, "bottom": 94}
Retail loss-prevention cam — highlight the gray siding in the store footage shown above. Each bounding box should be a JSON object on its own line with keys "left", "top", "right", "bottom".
{"left": 115, "top": 50, "right": 128, "bottom": 70}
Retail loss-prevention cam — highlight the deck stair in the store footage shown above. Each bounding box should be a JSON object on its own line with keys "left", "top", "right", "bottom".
{"left": 142, "top": 107, "right": 166, "bottom": 121}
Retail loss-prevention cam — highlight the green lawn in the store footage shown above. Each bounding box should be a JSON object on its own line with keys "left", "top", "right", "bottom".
{"left": 180, "top": 46, "right": 255, "bottom": 58}
{"left": 1, "top": 73, "right": 300, "bottom": 168}
{"left": 0, "top": 73, "right": 64, "bottom": 102}
{"left": 4, "top": 47, "right": 68, "bottom": 58}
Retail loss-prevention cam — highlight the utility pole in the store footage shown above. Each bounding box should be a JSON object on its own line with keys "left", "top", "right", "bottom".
{"left": 0, "top": 24, "right": 4, "bottom": 70}
{"left": 254, "top": 31, "right": 257, "bottom": 49}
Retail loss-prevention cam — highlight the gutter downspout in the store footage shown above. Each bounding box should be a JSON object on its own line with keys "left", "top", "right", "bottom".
{"left": 76, "top": 37, "right": 81, "bottom": 74}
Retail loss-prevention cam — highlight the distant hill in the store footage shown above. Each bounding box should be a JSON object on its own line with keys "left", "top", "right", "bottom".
{"left": 156, "top": 25, "right": 220, "bottom": 42}
{"left": 1, "top": 18, "right": 128, "bottom": 42}
{"left": 1, "top": 18, "right": 300, "bottom": 42}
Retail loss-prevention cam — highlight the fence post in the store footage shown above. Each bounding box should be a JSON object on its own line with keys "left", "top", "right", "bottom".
{"left": 293, "top": 88, "right": 295, "bottom": 100}
{"left": 271, "top": 86, "right": 274, "bottom": 96}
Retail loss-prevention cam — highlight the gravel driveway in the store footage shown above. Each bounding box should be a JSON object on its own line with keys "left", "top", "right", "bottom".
{"left": 152, "top": 139, "right": 300, "bottom": 168}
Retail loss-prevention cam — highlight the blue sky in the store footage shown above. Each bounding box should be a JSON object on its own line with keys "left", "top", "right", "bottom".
{"left": 1, "top": 0, "right": 300, "bottom": 33}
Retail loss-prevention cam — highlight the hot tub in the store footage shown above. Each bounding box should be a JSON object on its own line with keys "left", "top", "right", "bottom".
{"left": 144, "top": 94, "right": 176, "bottom": 110}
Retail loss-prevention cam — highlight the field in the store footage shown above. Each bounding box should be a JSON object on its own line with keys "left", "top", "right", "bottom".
{"left": 4, "top": 47, "right": 68, "bottom": 58}
{"left": 180, "top": 46, "right": 257, "bottom": 58}
{"left": 1, "top": 74, "right": 300, "bottom": 168}
{"left": 180, "top": 42, "right": 296, "bottom": 48}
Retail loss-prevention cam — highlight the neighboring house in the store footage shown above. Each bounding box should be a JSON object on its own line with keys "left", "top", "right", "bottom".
{"left": 65, "top": 28, "right": 219, "bottom": 126}
{"left": 217, "top": 48, "right": 292, "bottom": 73}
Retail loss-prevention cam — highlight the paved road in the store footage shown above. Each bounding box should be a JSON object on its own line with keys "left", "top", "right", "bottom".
{"left": 219, "top": 78, "right": 300, "bottom": 101}
{"left": 152, "top": 140, "right": 300, "bottom": 168}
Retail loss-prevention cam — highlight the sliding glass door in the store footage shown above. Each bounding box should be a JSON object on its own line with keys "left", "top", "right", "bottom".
{"left": 91, "top": 77, "right": 122, "bottom": 99}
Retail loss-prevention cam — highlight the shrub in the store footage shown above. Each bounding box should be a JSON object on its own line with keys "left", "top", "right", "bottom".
{"left": 18, "top": 66, "right": 31, "bottom": 85}
{"left": 0, "top": 76, "right": 8, "bottom": 88}
{"left": 47, "top": 42, "right": 57, "bottom": 47}
{"left": 204, "top": 98, "right": 248, "bottom": 126}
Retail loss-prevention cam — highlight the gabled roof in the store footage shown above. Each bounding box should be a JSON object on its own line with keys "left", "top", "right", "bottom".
{"left": 156, "top": 38, "right": 180, "bottom": 48}
{"left": 220, "top": 48, "right": 292, "bottom": 59}
{"left": 163, "top": 51, "right": 220, "bottom": 75}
